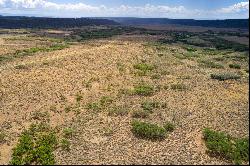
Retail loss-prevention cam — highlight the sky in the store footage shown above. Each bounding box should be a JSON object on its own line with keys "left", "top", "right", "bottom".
{"left": 0, "top": 0, "right": 249, "bottom": 19}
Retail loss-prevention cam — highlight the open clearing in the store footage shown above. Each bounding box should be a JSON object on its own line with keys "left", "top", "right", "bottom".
{"left": 0, "top": 28, "right": 249, "bottom": 165}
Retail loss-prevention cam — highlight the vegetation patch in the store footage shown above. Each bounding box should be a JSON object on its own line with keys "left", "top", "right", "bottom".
{"left": 100, "top": 96, "right": 113, "bottom": 107}
{"left": 108, "top": 106, "right": 128, "bottom": 117}
{"left": 199, "top": 60, "right": 224, "bottom": 69}
{"left": 132, "top": 110, "right": 150, "bottom": 118}
{"left": 13, "top": 44, "right": 68, "bottom": 58}
{"left": 170, "top": 83, "right": 187, "bottom": 91}
{"left": 60, "top": 138, "right": 70, "bottom": 151}
{"left": 10, "top": 123, "right": 58, "bottom": 165}
{"left": 211, "top": 73, "right": 241, "bottom": 81}
{"left": 86, "top": 102, "right": 101, "bottom": 111}
{"left": 63, "top": 128, "right": 74, "bottom": 139}
{"left": 0, "top": 131, "right": 6, "bottom": 144}
{"left": 141, "top": 101, "right": 161, "bottom": 112}
{"left": 163, "top": 122, "right": 175, "bottom": 132}
{"left": 134, "top": 63, "right": 155, "bottom": 76}
{"left": 131, "top": 121, "right": 166, "bottom": 140}
{"left": 133, "top": 84, "right": 154, "bottom": 96}
{"left": 229, "top": 63, "right": 241, "bottom": 69}
{"left": 14, "top": 64, "right": 29, "bottom": 70}
{"left": 203, "top": 128, "right": 249, "bottom": 165}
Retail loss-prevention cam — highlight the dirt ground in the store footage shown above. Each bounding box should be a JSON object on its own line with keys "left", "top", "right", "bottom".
{"left": 0, "top": 33, "right": 249, "bottom": 165}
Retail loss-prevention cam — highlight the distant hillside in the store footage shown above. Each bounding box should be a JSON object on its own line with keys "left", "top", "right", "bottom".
{"left": 106, "top": 17, "right": 249, "bottom": 29}
{"left": 0, "top": 16, "right": 119, "bottom": 29}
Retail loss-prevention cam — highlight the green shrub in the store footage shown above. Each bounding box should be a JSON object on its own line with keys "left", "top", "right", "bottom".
{"left": 131, "top": 121, "right": 166, "bottom": 140}
{"left": 163, "top": 122, "right": 175, "bottom": 132}
{"left": 229, "top": 64, "right": 241, "bottom": 69}
{"left": 133, "top": 84, "right": 154, "bottom": 96}
{"left": 211, "top": 73, "right": 241, "bottom": 81}
{"left": 203, "top": 128, "right": 249, "bottom": 164}
{"left": 10, "top": 123, "right": 58, "bottom": 165}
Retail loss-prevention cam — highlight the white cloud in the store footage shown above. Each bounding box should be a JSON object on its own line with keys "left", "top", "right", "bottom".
{"left": 0, "top": 0, "right": 249, "bottom": 19}
{"left": 218, "top": 1, "right": 249, "bottom": 13}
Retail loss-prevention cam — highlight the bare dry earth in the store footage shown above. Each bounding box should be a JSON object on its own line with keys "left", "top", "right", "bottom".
{"left": 0, "top": 37, "right": 249, "bottom": 165}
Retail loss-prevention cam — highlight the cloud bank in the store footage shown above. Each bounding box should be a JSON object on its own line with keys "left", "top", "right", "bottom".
{"left": 0, "top": 0, "right": 249, "bottom": 19}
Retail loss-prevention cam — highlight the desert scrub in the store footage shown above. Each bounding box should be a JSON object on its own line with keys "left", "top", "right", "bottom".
{"left": 134, "top": 63, "right": 155, "bottom": 76}
{"left": 211, "top": 73, "right": 241, "bottom": 81}
{"left": 0, "top": 131, "right": 6, "bottom": 144}
{"left": 203, "top": 128, "right": 249, "bottom": 165}
{"left": 131, "top": 121, "right": 166, "bottom": 140}
{"left": 163, "top": 122, "right": 175, "bottom": 132}
{"left": 199, "top": 60, "right": 224, "bottom": 69}
{"left": 63, "top": 128, "right": 74, "bottom": 139}
{"left": 116, "top": 62, "right": 126, "bottom": 73}
{"left": 170, "top": 83, "right": 187, "bottom": 91}
{"left": 133, "top": 84, "right": 154, "bottom": 96}
{"left": 229, "top": 63, "right": 241, "bottom": 69}
{"left": 86, "top": 102, "right": 101, "bottom": 111}
{"left": 12, "top": 44, "right": 68, "bottom": 58}
{"left": 132, "top": 110, "right": 150, "bottom": 118}
{"left": 151, "top": 74, "right": 161, "bottom": 79}
{"left": 60, "top": 138, "right": 70, "bottom": 151}
{"left": 76, "top": 93, "right": 83, "bottom": 102}
{"left": 14, "top": 64, "right": 29, "bottom": 70}
{"left": 31, "top": 111, "right": 50, "bottom": 122}
{"left": 108, "top": 106, "right": 128, "bottom": 117}
{"left": 100, "top": 96, "right": 113, "bottom": 107}
{"left": 141, "top": 101, "right": 161, "bottom": 112}
{"left": 10, "top": 123, "right": 58, "bottom": 165}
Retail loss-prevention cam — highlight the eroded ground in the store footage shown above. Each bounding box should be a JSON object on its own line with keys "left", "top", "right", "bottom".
{"left": 0, "top": 30, "right": 249, "bottom": 165}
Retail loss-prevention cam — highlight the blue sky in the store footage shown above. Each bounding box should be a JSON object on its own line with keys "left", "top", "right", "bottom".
{"left": 0, "top": 0, "right": 249, "bottom": 19}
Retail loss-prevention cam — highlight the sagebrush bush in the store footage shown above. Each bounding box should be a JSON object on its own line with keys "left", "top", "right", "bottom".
{"left": 131, "top": 121, "right": 166, "bottom": 140}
